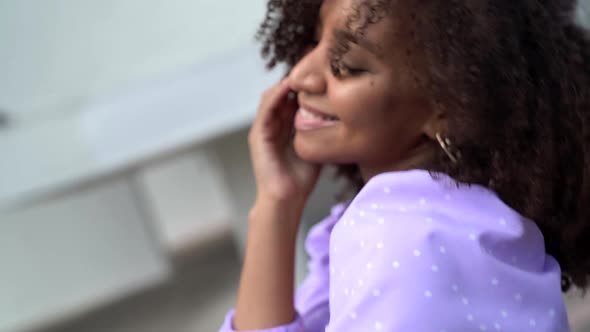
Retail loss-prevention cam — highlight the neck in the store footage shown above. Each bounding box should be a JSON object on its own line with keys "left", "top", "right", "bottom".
{"left": 359, "top": 142, "right": 437, "bottom": 183}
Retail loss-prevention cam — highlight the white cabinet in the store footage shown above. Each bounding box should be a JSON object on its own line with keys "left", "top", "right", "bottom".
{"left": 136, "top": 149, "right": 234, "bottom": 253}
{"left": 0, "top": 177, "right": 170, "bottom": 332}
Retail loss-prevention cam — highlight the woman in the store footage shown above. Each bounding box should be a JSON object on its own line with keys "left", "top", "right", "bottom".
{"left": 219, "top": 0, "right": 590, "bottom": 330}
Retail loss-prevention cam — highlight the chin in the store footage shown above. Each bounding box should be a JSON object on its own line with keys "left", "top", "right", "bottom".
{"left": 293, "top": 133, "right": 350, "bottom": 164}
{"left": 293, "top": 133, "right": 330, "bottom": 163}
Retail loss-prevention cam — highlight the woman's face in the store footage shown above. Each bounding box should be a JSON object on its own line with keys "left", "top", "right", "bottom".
{"left": 289, "top": 0, "right": 440, "bottom": 180}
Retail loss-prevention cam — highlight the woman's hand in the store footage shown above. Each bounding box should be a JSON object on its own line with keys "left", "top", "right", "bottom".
{"left": 233, "top": 79, "right": 322, "bottom": 330}
{"left": 249, "top": 78, "right": 322, "bottom": 209}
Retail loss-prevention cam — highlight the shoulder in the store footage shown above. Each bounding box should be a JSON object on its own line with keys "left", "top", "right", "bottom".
{"left": 326, "top": 170, "right": 568, "bottom": 331}
{"left": 331, "top": 170, "right": 549, "bottom": 271}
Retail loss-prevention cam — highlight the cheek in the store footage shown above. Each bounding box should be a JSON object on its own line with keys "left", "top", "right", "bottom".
{"left": 331, "top": 79, "right": 395, "bottom": 128}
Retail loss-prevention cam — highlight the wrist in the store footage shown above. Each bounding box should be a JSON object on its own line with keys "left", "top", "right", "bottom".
{"left": 254, "top": 193, "right": 306, "bottom": 214}
{"left": 249, "top": 196, "right": 305, "bottom": 230}
{"left": 255, "top": 188, "right": 309, "bottom": 207}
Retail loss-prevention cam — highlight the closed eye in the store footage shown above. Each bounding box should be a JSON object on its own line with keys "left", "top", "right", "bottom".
{"left": 331, "top": 61, "right": 368, "bottom": 78}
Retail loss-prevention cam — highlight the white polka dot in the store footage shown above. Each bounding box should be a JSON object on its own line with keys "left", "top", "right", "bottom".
{"left": 377, "top": 218, "right": 385, "bottom": 225}
{"left": 462, "top": 297, "right": 469, "bottom": 305}
{"left": 349, "top": 219, "right": 356, "bottom": 226}
{"left": 333, "top": 246, "right": 338, "bottom": 253}
{"left": 493, "top": 322, "right": 501, "bottom": 330}
{"left": 360, "top": 240, "right": 365, "bottom": 248}
{"left": 376, "top": 242, "right": 384, "bottom": 249}
{"left": 359, "top": 211, "right": 366, "bottom": 217}
{"left": 372, "top": 289, "right": 381, "bottom": 297}
{"left": 480, "top": 324, "right": 487, "bottom": 331}
{"left": 350, "top": 289, "right": 356, "bottom": 296}
{"left": 514, "top": 293, "right": 522, "bottom": 302}
{"left": 426, "top": 217, "right": 434, "bottom": 223}
{"left": 452, "top": 284, "right": 459, "bottom": 292}
{"left": 424, "top": 290, "right": 432, "bottom": 298}
{"left": 392, "top": 261, "right": 400, "bottom": 269}
{"left": 420, "top": 198, "right": 427, "bottom": 205}
{"left": 358, "top": 279, "right": 364, "bottom": 286}
{"left": 467, "top": 314, "right": 474, "bottom": 321}
{"left": 344, "top": 288, "right": 349, "bottom": 296}
{"left": 413, "top": 249, "right": 421, "bottom": 257}
{"left": 501, "top": 310, "right": 508, "bottom": 318}
{"left": 371, "top": 203, "right": 379, "bottom": 209}
{"left": 375, "top": 321, "right": 383, "bottom": 330}
{"left": 350, "top": 312, "right": 357, "bottom": 320}
{"left": 529, "top": 319, "right": 536, "bottom": 327}
{"left": 431, "top": 265, "right": 439, "bottom": 272}
{"left": 330, "top": 267, "right": 336, "bottom": 275}
{"left": 469, "top": 233, "right": 477, "bottom": 240}
{"left": 499, "top": 218, "right": 507, "bottom": 226}
{"left": 366, "top": 262, "right": 374, "bottom": 270}
{"left": 549, "top": 308, "right": 556, "bottom": 317}
{"left": 384, "top": 187, "right": 391, "bottom": 193}
{"left": 399, "top": 206, "right": 407, "bottom": 212}
{"left": 440, "top": 246, "right": 447, "bottom": 254}
{"left": 491, "top": 278, "right": 499, "bottom": 286}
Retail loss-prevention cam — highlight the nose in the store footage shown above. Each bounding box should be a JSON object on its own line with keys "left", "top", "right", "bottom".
{"left": 288, "top": 47, "right": 327, "bottom": 95}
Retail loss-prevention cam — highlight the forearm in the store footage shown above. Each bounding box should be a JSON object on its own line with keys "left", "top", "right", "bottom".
{"left": 233, "top": 198, "right": 304, "bottom": 330}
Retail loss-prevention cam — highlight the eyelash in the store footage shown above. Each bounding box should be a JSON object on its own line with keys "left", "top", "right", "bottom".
{"left": 330, "top": 61, "right": 366, "bottom": 77}
{"left": 307, "top": 38, "right": 367, "bottom": 78}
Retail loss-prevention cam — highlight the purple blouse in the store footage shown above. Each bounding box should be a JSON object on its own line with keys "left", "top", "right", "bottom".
{"left": 219, "top": 170, "right": 570, "bottom": 331}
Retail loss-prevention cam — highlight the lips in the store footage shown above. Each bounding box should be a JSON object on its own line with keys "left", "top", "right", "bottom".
{"left": 301, "top": 107, "right": 338, "bottom": 121}
{"left": 294, "top": 106, "right": 340, "bottom": 131}
{"left": 299, "top": 108, "right": 339, "bottom": 121}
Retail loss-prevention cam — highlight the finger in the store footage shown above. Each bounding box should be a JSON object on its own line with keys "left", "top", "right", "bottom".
{"left": 256, "top": 79, "right": 292, "bottom": 130}
{"left": 250, "top": 80, "right": 285, "bottom": 143}
{"left": 274, "top": 94, "right": 298, "bottom": 145}
{"left": 257, "top": 84, "right": 298, "bottom": 144}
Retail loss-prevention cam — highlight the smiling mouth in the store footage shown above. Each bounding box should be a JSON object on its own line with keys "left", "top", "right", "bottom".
{"left": 299, "top": 107, "right": 339, "bottom": 121}
{"left": 294, "top": 107, "right": 340, "bottom": 131}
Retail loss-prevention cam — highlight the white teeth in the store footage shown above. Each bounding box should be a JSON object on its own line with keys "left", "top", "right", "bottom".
{"left": 300, "top": 108, "right": 337, "bottom": 121}
{"left": 300, "top": 108, "right": 322, "bottom": 119}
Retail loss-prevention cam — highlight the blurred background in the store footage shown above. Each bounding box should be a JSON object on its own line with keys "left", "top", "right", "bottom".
{"left": 0, "top": 1, "right": 589, "bottom": 332}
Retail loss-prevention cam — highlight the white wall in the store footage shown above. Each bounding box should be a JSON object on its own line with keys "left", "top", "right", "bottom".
{"left": 0, "top": 1, "right": 271, "bottom": 330}
{"left": 0, "top": 0, "right": 266, "bottom": 126}
{"left": 577, "top": 0, "right": 590, "bottom": 27}
{"left": 1, "top": 0, "right": 587, "bottom": 128}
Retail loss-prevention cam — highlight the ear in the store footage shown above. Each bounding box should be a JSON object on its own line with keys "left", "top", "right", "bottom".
{"left": 422, "top": 109, "right": 448, "bottom": 140}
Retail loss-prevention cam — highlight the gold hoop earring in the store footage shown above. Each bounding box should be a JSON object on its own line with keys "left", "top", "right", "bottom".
{"left": 436, "top": 133, "right": 460, "bottom": 163}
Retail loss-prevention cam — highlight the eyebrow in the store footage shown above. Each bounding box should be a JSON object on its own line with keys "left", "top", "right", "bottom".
{"left": 333, "top": 29, "right": 383, "bottom": 58}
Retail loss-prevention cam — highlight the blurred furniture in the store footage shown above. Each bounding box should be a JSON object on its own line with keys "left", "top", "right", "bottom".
{"left": 0, "top": 44, "right": 286, "bottom": 332}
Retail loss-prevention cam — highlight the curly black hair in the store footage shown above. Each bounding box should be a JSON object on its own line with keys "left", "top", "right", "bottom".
{"left": 256, "top": 0, "right": 590, "bottom": 292}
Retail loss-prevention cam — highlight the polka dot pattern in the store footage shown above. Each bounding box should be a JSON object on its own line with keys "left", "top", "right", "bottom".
{"left": 219, "top": 170, "right": 570, "bottom": 332}
{"left": 324, "top": 171, "right": 569, "bottom": 332}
